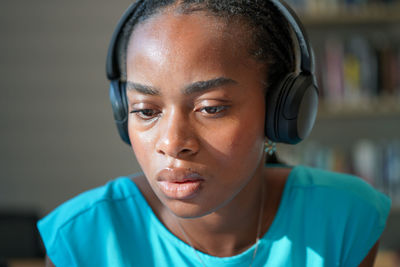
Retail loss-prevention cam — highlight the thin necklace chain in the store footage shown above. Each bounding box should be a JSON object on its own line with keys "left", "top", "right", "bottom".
{"left": 175, "top": 217, "right": 207, "bottom": 267}
{"left": 173, "top": 178, "right": 266, "bottom": 267}
{"left": 250, "top": 178, "right": 265, "bottom": 267}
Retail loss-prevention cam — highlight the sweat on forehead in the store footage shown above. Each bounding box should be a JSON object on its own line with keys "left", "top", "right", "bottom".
{"left": 128, "top": 9, "right": 252, "bottom": 55}
{"left": 125, "top": 10, "right": 264, "bottom": 87}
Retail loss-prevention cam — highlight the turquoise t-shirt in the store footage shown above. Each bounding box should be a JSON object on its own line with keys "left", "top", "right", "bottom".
{"left": 37, "top": 165, "right": 391, "bottom": 266}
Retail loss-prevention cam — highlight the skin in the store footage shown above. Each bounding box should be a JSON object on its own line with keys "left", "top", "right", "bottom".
{"left": 46, "top": 8, "right": 379, "bottom": 266}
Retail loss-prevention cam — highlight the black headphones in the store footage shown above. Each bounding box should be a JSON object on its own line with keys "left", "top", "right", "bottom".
{"left": 106, "top": 0, "right": 319, "bottom": 146}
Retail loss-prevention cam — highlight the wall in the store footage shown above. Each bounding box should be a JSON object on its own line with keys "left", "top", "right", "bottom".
{"left": 0, "top": 0, "right": 140, "bottom": 215}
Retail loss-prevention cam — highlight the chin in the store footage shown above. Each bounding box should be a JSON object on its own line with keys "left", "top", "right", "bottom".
{"left": 163, "top": 199, "right": 217, "bottom": 219}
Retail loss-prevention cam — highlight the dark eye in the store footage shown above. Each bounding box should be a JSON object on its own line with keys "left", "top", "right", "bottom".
{"left": 130, "top": 109, "right": 160, "bottom": 120}
{"left": 200, "top": 106, "right": 228, "bottom": 116}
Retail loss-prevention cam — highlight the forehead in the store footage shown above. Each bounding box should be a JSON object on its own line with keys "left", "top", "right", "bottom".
{"left": 126, "top": 10, "right": 263, "bottom": 85}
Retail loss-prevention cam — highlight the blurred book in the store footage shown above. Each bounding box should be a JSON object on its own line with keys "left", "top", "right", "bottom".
{"left": 286, "top": 0, "right": 400, "bottom": 14}
{"left": 320, "top": 36, "right": 399, "bottom": 108}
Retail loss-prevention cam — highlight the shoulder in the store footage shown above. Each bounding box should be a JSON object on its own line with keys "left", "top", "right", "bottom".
{"left": 289, "top": 165, "right": 391, "bottom": 220}
{"left": 284, "top": 165, "right": 391, "bottom": 265}
{"left": 37, "top": 174, "right": 147, "bottom": 265}
{"left": 38, "top": 175, "right": 143, "bottom": 230}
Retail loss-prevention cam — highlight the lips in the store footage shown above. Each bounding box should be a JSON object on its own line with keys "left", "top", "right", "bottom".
{"left": 156, "top": 168, "right": 204, "bottom": 200}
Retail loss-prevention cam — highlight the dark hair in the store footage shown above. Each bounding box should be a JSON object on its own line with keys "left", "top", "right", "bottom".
{"left": 119, "top": 0, "right": 295, "bottom": 163}
{"left": 120, "top": 0, "right": 295, "bottom": 87}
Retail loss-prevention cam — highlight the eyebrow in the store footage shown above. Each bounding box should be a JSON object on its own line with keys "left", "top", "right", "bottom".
{"left": 126, "top": 82, "right": 159, "bottom": 95}
{"left": 126, "top": 77, "right": 237, "bottom": 96}
{"left": 183, "top": 77, "right": 237, "bottom": 95}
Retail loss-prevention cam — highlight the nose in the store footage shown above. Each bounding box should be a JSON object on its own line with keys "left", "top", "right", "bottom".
{"left": 155, "top": 109, "right": 199, "bottom": 159}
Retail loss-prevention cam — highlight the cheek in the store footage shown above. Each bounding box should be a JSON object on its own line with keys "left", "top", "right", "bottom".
{"left": 203, "top": 104, "right": 266, "bottom": 164}
{"left": 128, "top": 125, "right": 156, "bottom": 170}
{"left": 207, "top": 122, "right": 264, "bottom": 160}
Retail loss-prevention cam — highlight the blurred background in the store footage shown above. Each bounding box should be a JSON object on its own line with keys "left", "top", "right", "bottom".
{"left": 0, "top": 0, "right": 399, "bottom": 266}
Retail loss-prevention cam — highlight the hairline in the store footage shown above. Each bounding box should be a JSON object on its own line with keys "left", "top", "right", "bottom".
{"left": 123, "top": 3, "right": 267, "bottom": 73}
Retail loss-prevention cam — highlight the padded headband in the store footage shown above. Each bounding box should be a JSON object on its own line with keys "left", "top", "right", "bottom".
{"left": 106, "top": 0, "right": 145, "bottom": 80}
{"left": 270, "top": 0, "right": 314, "bottom": 74}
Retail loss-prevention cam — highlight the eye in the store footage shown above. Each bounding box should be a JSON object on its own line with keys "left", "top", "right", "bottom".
{"left": 199, "top": 106, "right": 228, "bottom": 115}
{"left": 130, "top": 109, "right": 160, "bottom": 120}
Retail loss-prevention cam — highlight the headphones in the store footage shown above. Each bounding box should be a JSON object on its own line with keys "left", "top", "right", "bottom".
{"left": 106, "top": 0, "right": 319, "bottom": 146}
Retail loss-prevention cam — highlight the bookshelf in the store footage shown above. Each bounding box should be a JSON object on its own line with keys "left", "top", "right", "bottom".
{"left": 318, "top": 97, "right": 400, "bottom": 119}
{"left": 279, "top": 1, "right": 400, "bottom": 213}
{"left": 299, "top": 3, "right": 400, "bottom": 26}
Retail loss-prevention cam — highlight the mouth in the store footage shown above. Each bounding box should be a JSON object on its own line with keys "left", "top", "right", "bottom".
{"left": 156, "top": 168, "right": 205, "bottom": 200}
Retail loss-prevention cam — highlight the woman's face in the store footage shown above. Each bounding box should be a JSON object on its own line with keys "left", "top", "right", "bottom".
{"left": 126, "top": 10, "right": 267, "bottom": 218}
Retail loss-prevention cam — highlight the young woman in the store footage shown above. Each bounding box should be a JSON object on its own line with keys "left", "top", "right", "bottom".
{"left": 38, "top": 1, "right": 391, "bottom": 266}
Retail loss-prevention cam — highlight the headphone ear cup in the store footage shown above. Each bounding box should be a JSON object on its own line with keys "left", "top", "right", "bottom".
{"left": 265, "top": 73, "right": 296, "bottom": 142}
{"left": 109, "top": 80, "right": 131, "bottom": 145}
{"left": 288, "top": 73, "right": 318, "bottom": 141}
{"left": 265, "top": 73, "right": 318, "bottom": 144}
